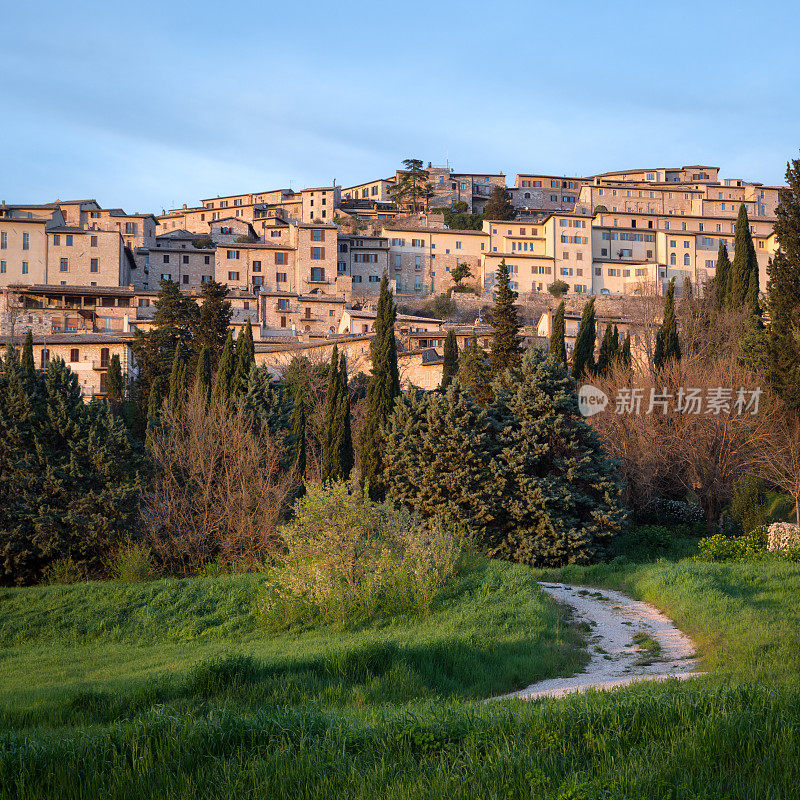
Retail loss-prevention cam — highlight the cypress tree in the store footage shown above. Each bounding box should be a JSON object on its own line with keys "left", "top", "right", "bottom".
{"left": 441, "top": 329, "right": 458, "bottom": 389}
{"left": 571, "top": 297, "right": 596, "bottom": 380}
{"left": 766, "top": 157, "right": 800, "bottom": 409}
{"left": 713, "top": 242, "right": 731, "bottom": 306}
{"left": 145, "top": 375, "right": 167, "bottom": 449}
{"left": 489, "top": 259, "right": 522, "bottom": 375}
{"left": 457, "top": 333, "right": 493, "bottom": 406}
{"left": 360, "top": 274, "right": 400, "bottom": 499}
{"left": 21, "top": 332, "right": 35, "bottom": 377}
{"left": 620, "top": 333, "right": 632, "bottom": 368}
{"left": 197, "top": 280, "right": 232, "bottom": 367}
{"left": 653, "top": 278, "right": 681, "bottom": 370}
{"left": 290, "top": 384, "right": 306, "bottom": 485}
{"left": 321, "top": 345, "right": 340, "bottom": 481}
{"left": 194, "top": 346, "right": 212, "bottom": 405}
{"left": 730, "top": 204, "right": 759, "bottom": 312}
{"left": 211, "top": 330, "right": 235, "bottom": 405}
{"left": 105, "top": 354, "right": 124, "bottom": 404}
{"left": 595, "top": 324, "right": 617, "bottom": 376}
{"left": 232, "top": 320, "right": 255, "bottom": 397}
{"left": 548, "top": 301, "right": 567, "bottom": 366}
{"left": 335, "top": 351, "right": 354, "bottom": 480}
{"left": 167, "top": 346, "right": 185, "bottom": 414}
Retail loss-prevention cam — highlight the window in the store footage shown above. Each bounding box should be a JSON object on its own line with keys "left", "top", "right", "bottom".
{"left": 91, "top": 235, "right": 97, "bottom": 247}
{"left": 275, "top": 252, "right": 286, "bottom": 265}
{"left": 22, "top": 233, "right": 30, "bottom": 250}
{"left": 311, "top": 229, "right": 324, "bottom": 242}
{"left": 90, "top": 258, "right": 98, "bottom": 273}
{"left": 271, "top": 230, "right": 282, "bottom": 238}
{"left": 204, "top": 255, "right": 210, "bottom": 265}
{"left": 414, "top": 256, "right": 421, "bottom": 269}
{"left": 280, "top": 316, "right": 287, "bottom": 328}
{"left": 182, "top": 255, "right": 189, "bottom": 264}
{"left": 60, "top": 258, "right": 69, "bottom": 272}
{"left": 53, "top": 234, "right": 60, "bottom": 245}
{"left": 276, "top": 272, "right": 287, "bottom": 283}
{"left": 684, "top": 253, "right": 691, "bottom": 266}
{"left": 161, "top": 273, "right": 171, "bottom": 280}
{"left": 311, "top": 247, "right": 325, "bottom": 260}
{"left": 670, "top": 253, "right": 676, "bottom": 266}
{"left": 125, "top": 222, "right": 137, "bottom": 234}
{"left": 70, "top": 349, "right": 79, "bottom": 363}
{"left": 252, "top": 260, "right": 261, "bottom": 272}
{"left": 182, "top": 275, "right": 189, "bottom": 284}
{"left": 0, "top": 261, "right": 5, "bottom": 274}
{"left": 65, "top": 235, "right": 72, "bottom": 246}
{"left": 411, "top": 239, "right": 424, "bottom": 247}
{"left": 0, "top": 232, "right": 6, "bottom": 249}
{"left": 394, "top": 254, "right": 401, "bottom": 269}
{"left": 278, "top": 298, "right": 290, "bottom": 311}
{"left": 228, "top": 271, "right": 240, "bottom": 281}
{"left": 163, "top": 254, "right": 170, "bottom": 263}
{"left": 310, "top": 267, "right": 325, "bottom": 281}
{"left": 227, "top": 250, "right": 240, "bottom": 260}
{"left": 253, "top": 276, "right": 263, "bottom": 288}
{"left": 368, "top": 275, "right": 380, "bottom": 282}
{"left": 100, "top": 348, "right": 110, "bottom": 368}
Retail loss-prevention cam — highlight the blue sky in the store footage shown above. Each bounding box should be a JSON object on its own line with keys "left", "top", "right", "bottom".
{"left": 1, "top": 0, "right": 798, "bottom": 213}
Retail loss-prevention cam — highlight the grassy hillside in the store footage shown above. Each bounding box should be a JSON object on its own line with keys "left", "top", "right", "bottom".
{"left": 2, "top": 556, "right": 800, "bottom": 798}
{"left": 0, "top": 557, "right": 586, "bottom": 729}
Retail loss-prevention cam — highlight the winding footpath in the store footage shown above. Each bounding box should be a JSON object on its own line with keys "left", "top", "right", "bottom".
{"left": 501, "top": 583, "right": 705, "bottom": 701}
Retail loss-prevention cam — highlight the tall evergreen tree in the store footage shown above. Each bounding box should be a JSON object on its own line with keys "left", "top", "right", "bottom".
{"left": 360, "top": 274, "right": 400, "bottom": 499}
{"left": 231, "top": 320, "right": 255, "bottom": 397}
{"left": 105, "top": 354, "right": 124, "bottom": 404}
{"left": 388, "top": 158, "right": 433, "bottom": 212}
{"left": 457, "top": 333, "right": 493, "bottom": 406}
{"left": 549, "top": 301, "right": 567, "bottom": 366}
{"left": 321, "top": 345, "right": 340, "bottom": 481}
{"left": 595, "top": 324, "right": 618, "bottom": 376}
{"left": 196, "top": 280, "right": 232, "bottom": 366}
{"left": 653, "top": 278, "right": 681, "bottom": 370}
{"left": 571, "top": 298, "right": 596, "bottom": 380}
{"left": 211, "top": 330, "right": 236, "bottom": 405}
{"left": 145, "top": 374, "right": 167, "bottom": 449}
{"left": 441, "top": 329, "right": 458, "bottom": 389}
{"left": 483, "top": 186, "right": 516, "bottom": 220}
{"left": 713, "top": 242, "right": 731, "bottom": 307}
{"left": 335, "top": 352, "right": 354, "bottom": 480}
{"left": 620, "top": 333, "right": 632, "bottom": 368}
{"left": 290, "top": 384, "right": 307, "bottom": 486}
{"left": 20, "top": 332, "right": 35, "bottom": 377}
{"left": 730, "top": 204, "right": 760, "bottom": 313}
{"left": 489, "top": 259, "right": 522, "bottom": 375}
{"left": 766, "top": 157, "right": 800, "bottom": 409}
{"left": 321, "top": 347, "right": 354, "bottom": 482}
{"left": 194, "top": 346, "right": 212, "bottom": 405}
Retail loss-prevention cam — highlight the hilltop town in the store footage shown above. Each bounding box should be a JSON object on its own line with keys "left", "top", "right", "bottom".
{"left": 0, "top": 160, "right": 781, "bottom": 395}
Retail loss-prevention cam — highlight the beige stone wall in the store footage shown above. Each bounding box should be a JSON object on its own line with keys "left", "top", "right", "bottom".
{"left": 47, "top": 229, "right": 126, "bottom": 287}
{"left": 0, "top": 220, "right": 48, "bottom": 286}
{"left": 261, "top": 291, "right": 345, "bottom": 335}
{"left": 149, "top": 246, "right": 215, "bottom": 291}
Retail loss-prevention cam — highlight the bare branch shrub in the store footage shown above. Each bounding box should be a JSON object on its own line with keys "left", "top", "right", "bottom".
{"left": 751, "top": 409, "right": 800, "bottom": 528}
{"left": 142, "top": 389, "right": 296, "bottom": 575}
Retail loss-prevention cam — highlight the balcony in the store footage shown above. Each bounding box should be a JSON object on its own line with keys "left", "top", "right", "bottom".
{"left": 91, "top": 361, "right": 110, "bottom": 371}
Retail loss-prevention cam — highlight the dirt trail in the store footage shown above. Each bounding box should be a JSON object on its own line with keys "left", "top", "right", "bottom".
{"left": 500, "top": 582, "right": 704, "bottom": 701}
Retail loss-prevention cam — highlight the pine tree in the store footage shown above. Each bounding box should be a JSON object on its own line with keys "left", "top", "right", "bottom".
{"left": 21, "top": 332, "right": 35, "bottom": 377}
{"left": 441, "top": 329, "right": 458, "bottom": 389}
{"left": 457, "top": 333, "right": 493, "bottom": 406}
{"left": 730, "top": 204, "right": 759, "bottom": 313}
{"left": 548, "top": 301, "right": 567, "bottom": 366}
{"left": 105, "top": 354, "right": 124, "bottom": 404}
{"left": 489, "top": 259, "right": 522, "bottom": 375}
{"left": 766, "top": 157, "right": 800, "bottom": 409}
{"left": 483, "top": 186, "right": 516, "bottom": 220}
{"left": 194, "top": 346, "right": 212, "bottom": 405}
{"left": 488, "top": 349, "right": 626, "bottom": 566}
{"left": 211, "top": 330, "right": 235, "bottom": 405}
{"left": 653, "top": 278, "right": 681, "bottom": 370}
{"left": 231, "top": 320, "right": 255, "bottom": 397}
{"left": 360, "top": 274, "right": 400, "bottom": 499}
{"left": 388, "top": 158, "right": 433, "bottom": 213}
{"left": 713, "top": 242, "right": 731, "bottom": 307}
{"left": 571, "top": 297, "right": 596, "bottom": 380}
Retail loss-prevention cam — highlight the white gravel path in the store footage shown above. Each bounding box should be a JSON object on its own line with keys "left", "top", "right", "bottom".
{"left": 499, "top": 582, "right": 705, "bottom": 701}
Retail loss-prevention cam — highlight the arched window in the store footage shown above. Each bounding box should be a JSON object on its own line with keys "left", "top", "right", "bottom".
{"left": 524, "top": 192, "right": 530, "bottom": 199}
{"left": 670, "top": 253, "right": 676, "bottom": 266}
{"left": 684, "top": 253, "right": 690, "bottom": 266}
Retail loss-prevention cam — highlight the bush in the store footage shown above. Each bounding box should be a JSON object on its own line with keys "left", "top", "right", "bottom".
{"left": 257, "top": 482, "right": 463, "bottom": 629}
{"left": 767, "top": 522, "right": 800, "bottom": 551}
{"left": 696, "top": 525, "right": 769, "bottom": 562}
{"left": 731, "top": 473, "right": 767, "bottom": 533}
{"left": 106, "top": 541, "right": 157, "bottom": 582}
{"left": 42, "top": 557, "right": 86, "bottom": 585}
{"left": 638, "top": 498, "right": 705, "bottom": 529}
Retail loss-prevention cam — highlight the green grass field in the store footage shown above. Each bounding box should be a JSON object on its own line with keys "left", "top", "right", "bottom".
{"left": 2, "top": 553, "right": 800, "bottom": 799}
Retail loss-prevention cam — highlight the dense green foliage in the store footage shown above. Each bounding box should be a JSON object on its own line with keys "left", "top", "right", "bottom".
{"left": 388, "top": 158, "right": 433, "bottom": 212}
{"left": 0, "top": 352, "right": 147, "bottom": 584}
{"left": 321, "top": 347, "right": 354, "bottom": 482}
{"left": 482, "top": 185, "right": 516, "bottom": 220}
{"left": 729, "top": 203, "right": 760, "bottom": 314}
{"left": 440, "top": 330, "right": 458, "bottom": 389}
{"left": 766, "top": 157, "right": 800, "bottom": 410}
{"left": 730, "top": 472, "right": 768, "bottom": 533}
{"left": 386, "top": 350, "right": 626, "bottom": 566}
{"left": 456, "top": 333, "right": 493, "bottom": 405}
